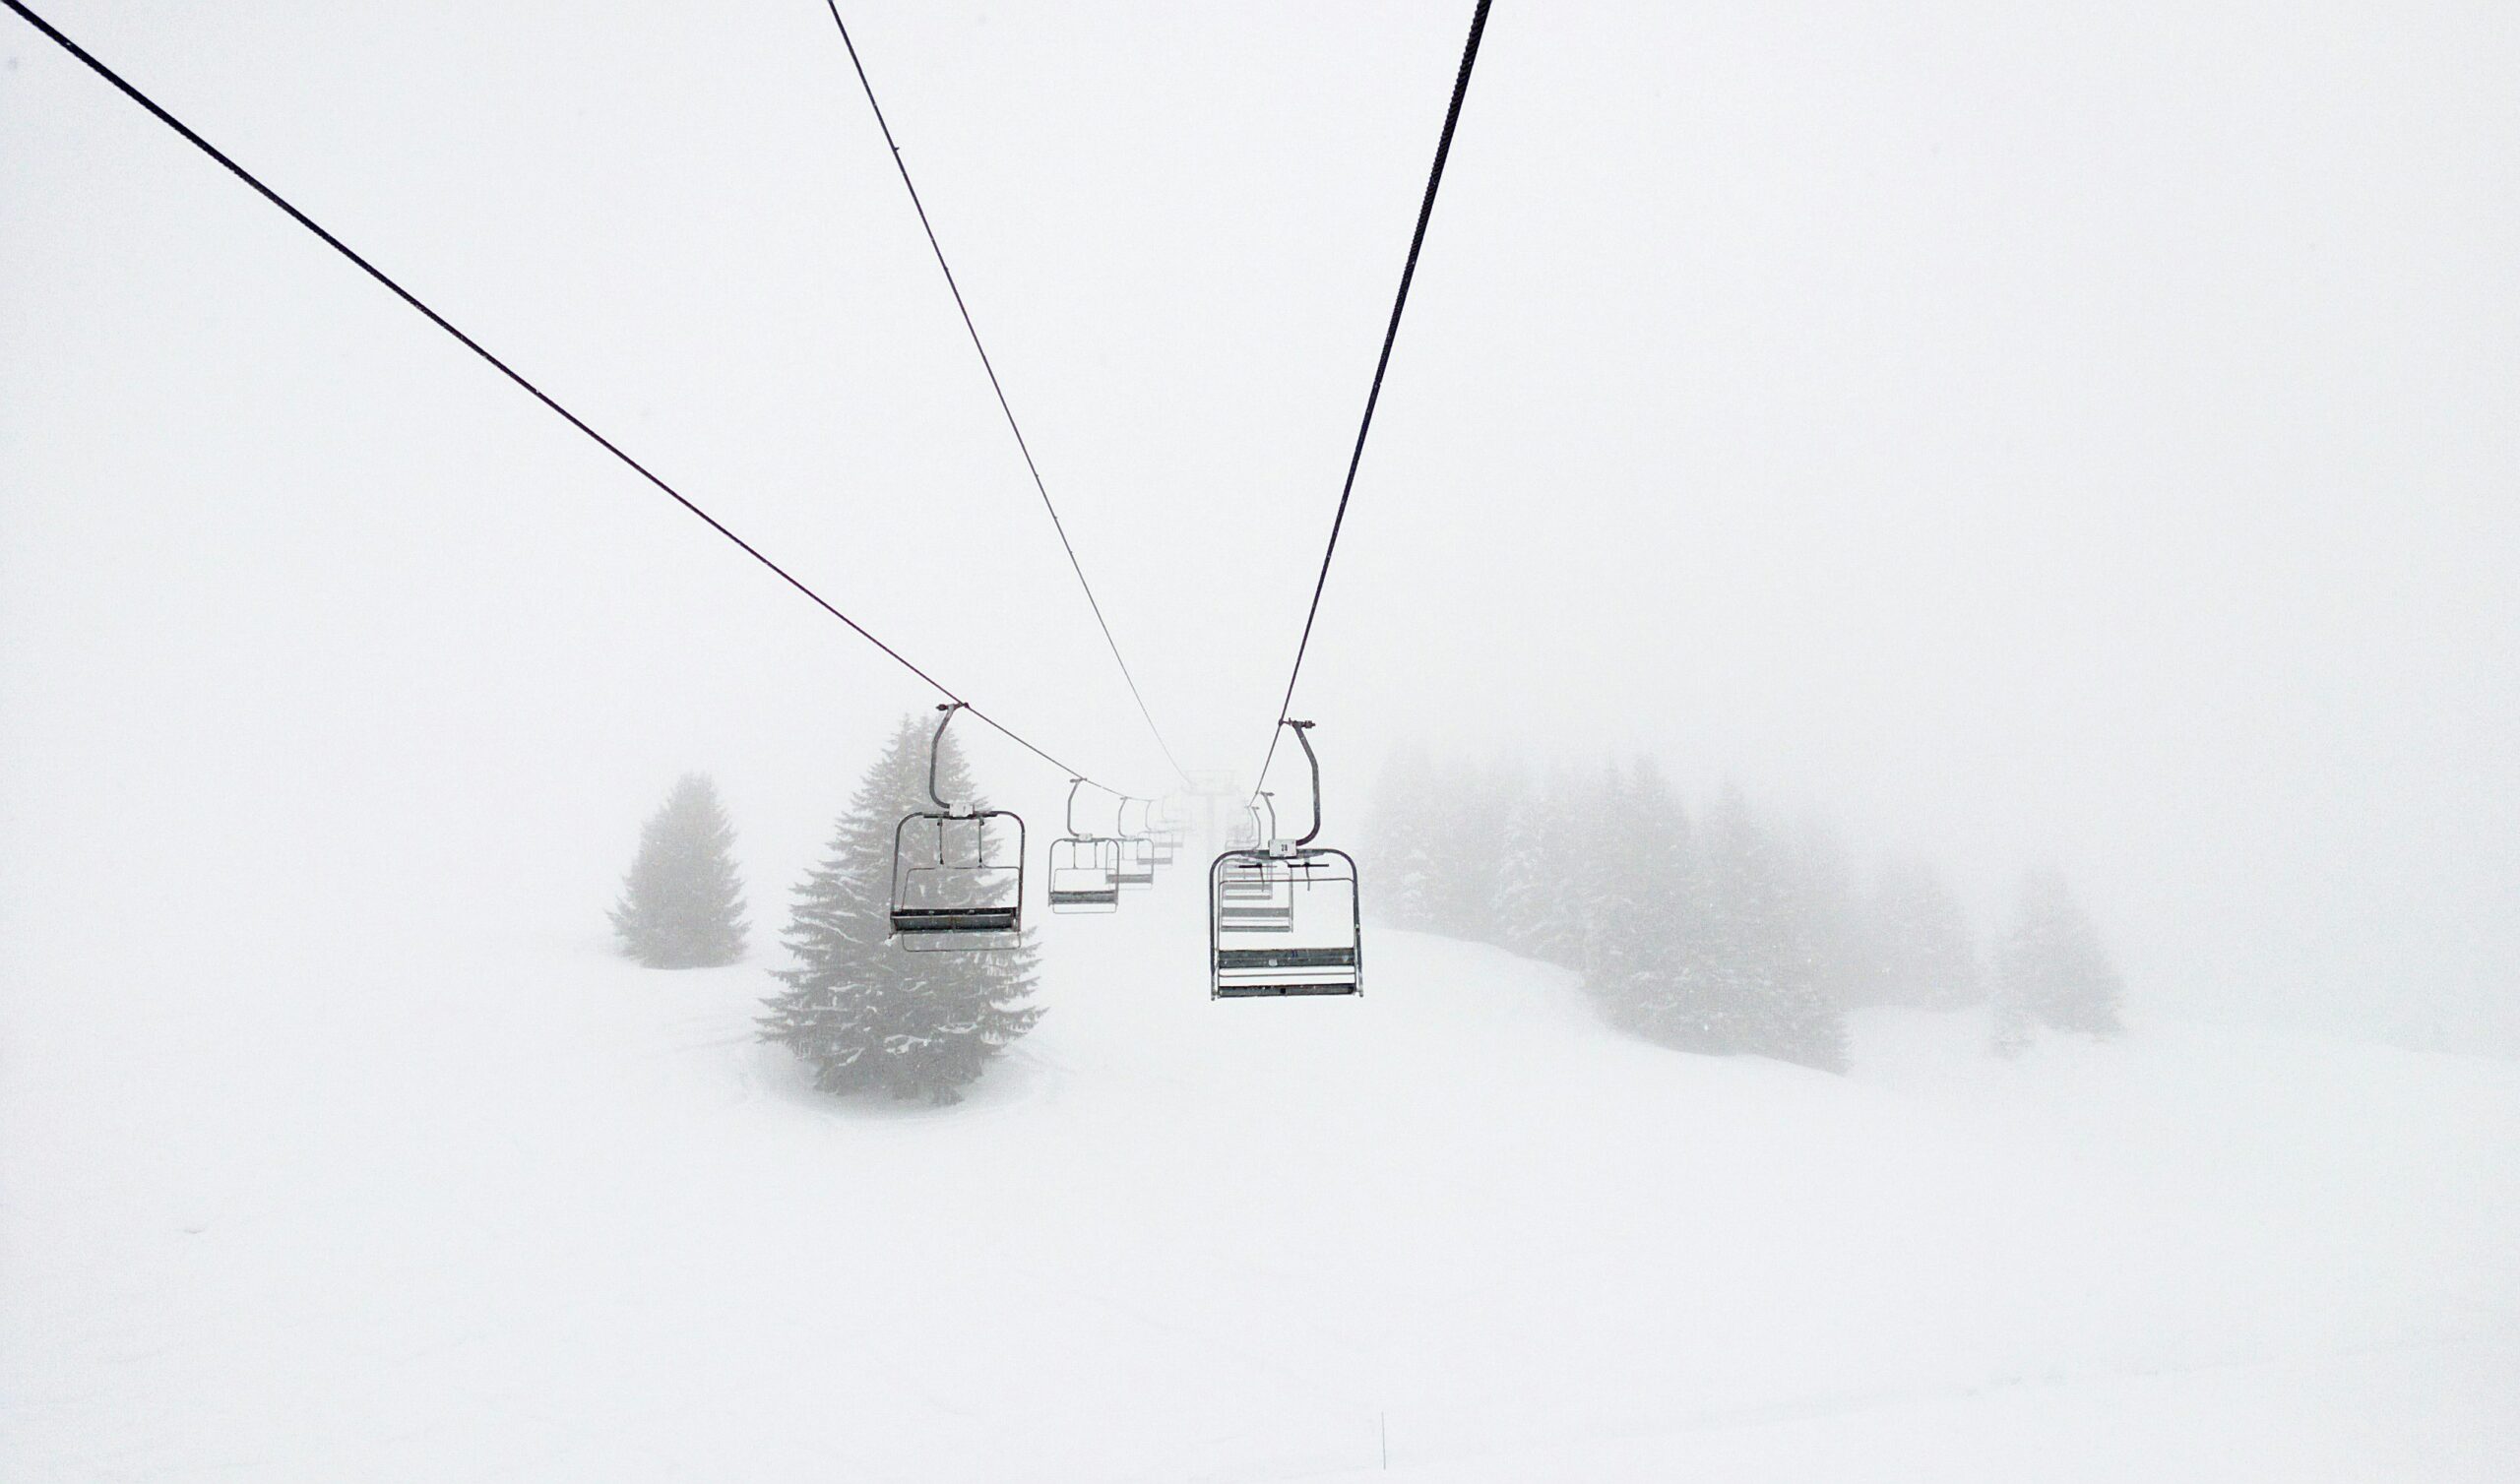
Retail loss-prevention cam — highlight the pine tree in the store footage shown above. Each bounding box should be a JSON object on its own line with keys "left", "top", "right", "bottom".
{"left": 1778, "top": 817, "right": 1866, "bottom": 1014}
{"left": 1989, "top": 869, "right": 2124, "bottom": 1050}
{"left": 1431, "top": 761, "right": 1509, "bottom": 941}
{"left": 1569, "top": 763, "right": 1631, "bottom": 979}
{"left": 1587, "top": 759, "right": 1699, "bottom": 1043}
{"left": 1489, "top": 772, "right": 1550, "bottom": 958}
{"left": 1861, "top": 857, "right": 1984, "bottom": 1010}
{"left": 609, "top": 773, "right": 748, "bottom": 968}
{"left": 1578, "top": 763, "right": 1650, "bottom": 1029}
{"left": 1690, "top": 786, "right": 1849, "bottom": 1072}
{"left": 1670, "top": 785, "right": 1766, "bottom": 1053}
{"left": 1764, "top": 823, "right": 1854, "bottom": 1074}
{"left": 1364, "top": 746, "right": 1442, "bottom": 931}
{"left": 1518, "top": 765, "right": 1596, "bottom": 970}
{"left": 757, "top": 713, "right": 1042, "bottom": 1104}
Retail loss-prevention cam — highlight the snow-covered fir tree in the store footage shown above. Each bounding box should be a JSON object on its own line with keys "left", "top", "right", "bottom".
{"left": 1362, "top": 747, "right": 1887, "bottom": 1074}
{"left": 1778, "top": 817, "right": 1866, "bottom": 1015}
{"left": 1989, "top": 869, "right": 2123, "bottom": 1052}
{"left": 1768, "top": 854, "right": 1855, "bottom": 1073}
{"left": 758, "top": 713, "right": 1041, "bottom": 1104}
{"left": 1584, "top": 759, "right": 1702, "bottom": 1047}
{"left": 1690, "top": 786, "right": 1850, "bottom": 1072}
{"left": 1575, "top": 765, "right": 1651, "bottom": 1029}
{"left": 1860, "top": 857, "right": 1984, "bottom": 1010}
{"left": 1651, "top": 784, "right": 1760, "bottom": 1053}
{"left": 1473, "top": 763, "right": 1598, "bottom": 971}
{"left": 609, "top": 772, "right": 748, "bottom": 968}
{"left": 1488, "top": 772, "right": 1551, "bottom": 959}
{"left": 1364, "top": 746, "right": 1442, "bottom": 931}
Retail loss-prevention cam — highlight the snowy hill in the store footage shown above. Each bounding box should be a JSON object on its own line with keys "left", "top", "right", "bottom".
{"left": 5, "top": 861, "right": 2517, "bottom": 1481}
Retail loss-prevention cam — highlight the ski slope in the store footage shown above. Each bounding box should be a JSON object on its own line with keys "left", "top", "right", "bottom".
{"left": 5, "top": 859, "right": 2517, "bottom": 1481}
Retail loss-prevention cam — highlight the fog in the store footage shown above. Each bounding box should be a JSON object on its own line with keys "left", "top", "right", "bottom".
{"left": 10, "top": 0, "right": 2509, "bottom": 1051}
{"left": 6, "top": 2, "right": 2519, "bottom": 1476}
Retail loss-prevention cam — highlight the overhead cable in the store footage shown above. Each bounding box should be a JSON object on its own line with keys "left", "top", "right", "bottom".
{"left": 1250, "top": 0, "right": 1494, "bottom": 799}
{"left": 3, "top": 0, "right": 1134, "bottom": 795}
{"left": 818, "top": 2, "right": 1193, "bottom": 790}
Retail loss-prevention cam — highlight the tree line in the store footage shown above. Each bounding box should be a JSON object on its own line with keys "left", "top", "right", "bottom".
{"left": 1363, "top": 748, "right": 2124, "bottom": 1070}
{"left": 601, "top": 729, "right": 2126, "bottom": 1100}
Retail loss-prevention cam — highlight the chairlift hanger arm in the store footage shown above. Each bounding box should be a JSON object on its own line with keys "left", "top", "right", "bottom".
{"left": 928, "top": 702, "right": 964, "bottom": 813}
{"left": 1285, "top": 720, "right": 1324, "bottom": 848}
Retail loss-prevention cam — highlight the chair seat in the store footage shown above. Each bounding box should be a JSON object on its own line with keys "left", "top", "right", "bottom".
{"left": 892, "top": 906, "right": 1020, "bottom": 933}
{"left": 1214, "top": 980, "right": 1360, "bottom": 998}
{"left": 1217, "top": 946, "right": 1358, "bottom": 970}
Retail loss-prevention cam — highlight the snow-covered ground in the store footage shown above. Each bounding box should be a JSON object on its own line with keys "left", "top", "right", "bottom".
{"left": 5, "top": 860, "right": 2516, "bottom": 1481}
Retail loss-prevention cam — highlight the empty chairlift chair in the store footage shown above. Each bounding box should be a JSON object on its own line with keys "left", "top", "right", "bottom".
{"left": 1217, "top": 803, "right": 1288, "bottom": 925}
{"left": 1047, "top": 779, "right": 1121, "bottom": 914}
{"left": 1219, "top": 791, "right": 1277, "bottom": 859}
{"left": 1225, "top": 800, "right": 1263, "bottom": 851}
{"left": 1216, "top": 857, "right": 1294, "bottom": 933}
{"left": 1209, "top": 721, "right": 1362, "bottom": 998}
{"left": 1146, "top": 797, "right": 1188, "bottom": 866}
{"left": 1110, "top": 798, "right": 1158, "bottom": 889}
{"left": 890, "top": 703, "right": 1026, "bottom": 952}
{"left": 1116, "top": 835, "right": 1158, "bottom": 889}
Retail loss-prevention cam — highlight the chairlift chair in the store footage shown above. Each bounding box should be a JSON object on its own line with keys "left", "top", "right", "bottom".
{"left": 1218, "top": 825, "right": 1287, "bottom": 911}
{"left": 1218, "top": 858, "right": 1280, "bottom": 899}
{"left": 1224, "top": 792, "right": 1276, "bottom": 854}
{"left": 1114, "top": 834, "right": 1158, "bottom": 890}
{"left": 1209, "top": 722, "right": 1362, "bottom": 998}
{"left": 1215, "top": 857, "right": 1295, "bottom": 932}
{"left": 1145, "top": 798, "right": 1186, "bottom": 865}
{"left": 890, "top": 703, "right": 1026, "bottom": 952}
{"left": 1046, "top": 779, "right": 1121, "bottom": 913}
{"left": 1225, "top": 794, "right": 1268, "bottom": 851}
{"left": 1109, "top": 798, "right": 1158, "bottom": 888}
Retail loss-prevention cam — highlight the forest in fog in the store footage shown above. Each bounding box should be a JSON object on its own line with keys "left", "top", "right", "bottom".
{"left": 1366, "top": 750, "right": 2124, "bottom": 1070}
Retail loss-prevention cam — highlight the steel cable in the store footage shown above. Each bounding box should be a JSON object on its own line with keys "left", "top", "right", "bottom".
{"left": 3, "top": 0, "right": 1139, "bottom": 795}
{"left": 1248, "top": 0, "right": 1494, "bottom": 800}
{"left": 818, "top": 3, "right": 1194, "bottom": 791}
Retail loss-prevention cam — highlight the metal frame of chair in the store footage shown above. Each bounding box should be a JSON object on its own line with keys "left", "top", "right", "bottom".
{"left": 890, "top": 703, "right": 1025, "bottom": 952}
{"left": 1046, "top": 778, "right": 1121, "bottom": 914}
{"left": 1210, "top": 721, "right": 1362, "bottom": 998}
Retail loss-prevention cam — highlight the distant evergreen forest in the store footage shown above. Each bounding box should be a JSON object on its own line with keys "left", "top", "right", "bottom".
{"left": 1362, "top": 750, "right": 2122, "bottom": 1071}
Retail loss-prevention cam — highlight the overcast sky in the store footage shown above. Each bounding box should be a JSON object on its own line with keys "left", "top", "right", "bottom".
{"left": 3, "top": 1, "right": 2512, "bottom": 1049}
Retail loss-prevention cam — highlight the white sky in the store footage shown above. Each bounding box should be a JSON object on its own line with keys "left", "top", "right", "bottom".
{"left": 3, "top": 1, "right": 2513, "bottom": 1048}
